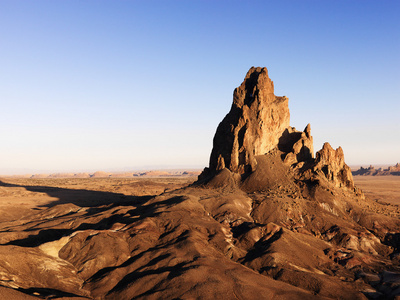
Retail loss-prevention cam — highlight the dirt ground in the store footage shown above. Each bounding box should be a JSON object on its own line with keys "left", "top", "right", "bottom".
{"left": 0, "top": 175, "right": 399, "bottom": 299}
{"left": 0, "top": 177, "right": 196, "bottom": 222}
{"left": 1, "top": 175, "right": 398, "bottom": 217}
{"left": 354, "top": 175, "right": 400, "bottom": 206}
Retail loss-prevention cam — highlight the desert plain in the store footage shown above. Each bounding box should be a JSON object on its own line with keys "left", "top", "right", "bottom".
{"left": 0, "top": 174, "right": 399, "bottom": 223}
{"left": 0, "top": 174, "right": 398, "bottom": 299}
{"left": 353, "top": 176, "right": 400, "bottom": 206}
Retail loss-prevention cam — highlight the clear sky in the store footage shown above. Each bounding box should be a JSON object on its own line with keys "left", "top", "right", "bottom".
{"left": 1, "top": 0, "right": 399, "bottom": 174}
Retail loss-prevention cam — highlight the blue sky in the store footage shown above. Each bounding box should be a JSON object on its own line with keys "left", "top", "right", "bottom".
{"left": 1, "top": 1, "right": 399, "bottom": 174}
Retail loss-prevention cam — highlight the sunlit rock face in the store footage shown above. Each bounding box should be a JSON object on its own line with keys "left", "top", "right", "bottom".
{"left": 312, "top": 142, "right": 355, "bottom": 189}
{"left": 208, "top": 67, "right": 290, "bottom": 175}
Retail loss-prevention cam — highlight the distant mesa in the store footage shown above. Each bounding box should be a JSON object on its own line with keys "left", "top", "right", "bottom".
{"left": 353, "top": 163, "right": 400, "bottom": 176}
{"left": 198, "top": 66, "right": 355, "bottom": 192}
{"left": 90, "top": 171, "right": 112, "bottom": 178}
{"left": 74, "top": 172, "right": 91, "bottom": 178}
{"left": 3, "top": 170, "right": 201, "bottom": 179}
{"left": 140, "top": 170, "right": 171, "bottom": 177}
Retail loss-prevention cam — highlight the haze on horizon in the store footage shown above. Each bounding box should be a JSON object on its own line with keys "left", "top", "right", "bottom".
{"left": 1, "top": 1, "right": 399, "bottom": 175}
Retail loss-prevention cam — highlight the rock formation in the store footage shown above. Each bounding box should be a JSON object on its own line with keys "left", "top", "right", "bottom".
{"left": 208, "top": 67, "right": 290, "bottom": 175}
{"left": 199, "top": 66, "right": 354, "bottom": 192}
{"left": 353, "top": 163, "right": 400, "bottom": 176}
{"left": 311, "top": 143, "right": 354, "bottom": 189}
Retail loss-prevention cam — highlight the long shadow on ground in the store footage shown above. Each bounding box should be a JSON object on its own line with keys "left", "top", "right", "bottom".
{"left": 0, "top": 180, "right": 152, "bottom": 208}
{"left": 0, "top": 180, "right": 187, "bottom": 248}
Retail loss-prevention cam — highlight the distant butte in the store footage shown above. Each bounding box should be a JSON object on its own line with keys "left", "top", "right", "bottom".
{"left": 353, "top": 163, "right": 400, "bottom": 176}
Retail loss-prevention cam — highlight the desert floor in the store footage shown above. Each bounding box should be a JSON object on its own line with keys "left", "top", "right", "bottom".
{"left": 1, "top": 175, "right": 398, "bottom": 208}
{"left": 353, "top": 175, "right": 400, "bottom": 206}
{"left": 0, "top": 175, "right": 399, "bottom": 299}
{"left": 0, "top": 175, "right": 398, "bottom": 222}
{"left": 0, "top": 177, "right": 197, "bottom": 223}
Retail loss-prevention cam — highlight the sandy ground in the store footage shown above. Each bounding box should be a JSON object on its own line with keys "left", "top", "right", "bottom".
{"left": 0, "top": 177, "right": 196, "bottom": 223}
{"left": 354, "top": 175, "right": 400, "bottom": 205}
{"left": 1, "top": 175, "right": 397, "bottom": 220}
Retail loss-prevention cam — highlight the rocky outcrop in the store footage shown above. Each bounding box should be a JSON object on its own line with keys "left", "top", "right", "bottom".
{"left": 353, "top": 165, "right": 378, "bottom": 176}
{"left": 311, "top": 143, "right": 354, "bottom": 189}
{"left": 199, "top": 66, "right": 355, "bottom": 192}
{"left": 207, "top": 67, "right": 290, "bottom": 175}
{"left": 388, "top": 163, "right": 400, "bottom": 173}
{"left": 353, "top": 163, "right": 400, "bottom": 176}
{"left": 279, "top": 123, "right": 314, "bottom": 166}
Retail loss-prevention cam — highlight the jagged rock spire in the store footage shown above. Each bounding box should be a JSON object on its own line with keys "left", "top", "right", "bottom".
{"left": 209, "top": 67, "right": 290, "bottom": 175}
{"left": 199, "top": 66, "right": 355, "bottom": 192}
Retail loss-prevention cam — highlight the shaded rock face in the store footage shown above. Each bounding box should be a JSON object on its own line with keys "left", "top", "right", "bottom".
{"left": 200, "top": 66, "right": 354, "bottom": 192}
{"left": 279, "top": 123, "right": 314, "bottom": 166}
